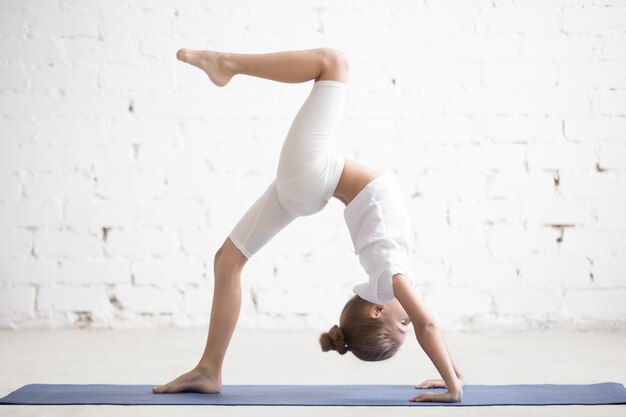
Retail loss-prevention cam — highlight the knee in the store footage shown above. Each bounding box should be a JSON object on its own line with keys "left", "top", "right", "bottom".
{"left": 214, "top": 239, "right": 246, "bottom": 276}
{"left": 318, "top": 48, "right": 349, "bottom": 82}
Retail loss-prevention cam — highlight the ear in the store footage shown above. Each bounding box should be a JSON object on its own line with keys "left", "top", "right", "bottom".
{"left": 368, "top": 304, "right": 384, "bottom": 319}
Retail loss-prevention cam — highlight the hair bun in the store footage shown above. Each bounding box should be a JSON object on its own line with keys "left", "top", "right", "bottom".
{"left": 319, "top": 325, "right": 349, "bottom": 355}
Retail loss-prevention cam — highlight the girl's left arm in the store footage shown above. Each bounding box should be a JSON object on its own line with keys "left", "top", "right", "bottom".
{"left": 392, "top": 273, "right": 464, "bottom": 403}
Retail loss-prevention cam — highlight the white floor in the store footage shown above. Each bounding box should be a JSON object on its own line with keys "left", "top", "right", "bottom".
{"left": 0, "top": 329, "right": 624, "bottom": 417}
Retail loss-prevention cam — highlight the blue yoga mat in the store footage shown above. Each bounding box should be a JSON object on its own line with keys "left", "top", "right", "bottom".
{"left": 1, "top": 383, "right": 626, "bottom": 406}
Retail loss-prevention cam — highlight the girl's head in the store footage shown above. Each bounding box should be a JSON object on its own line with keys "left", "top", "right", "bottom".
{"left": 319, "top": 295, "right": 411, "bottom": 361}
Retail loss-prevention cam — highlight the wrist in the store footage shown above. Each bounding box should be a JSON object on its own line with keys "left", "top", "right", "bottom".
{"left": 449, "top": 384, "right": 463, "bottom": 401}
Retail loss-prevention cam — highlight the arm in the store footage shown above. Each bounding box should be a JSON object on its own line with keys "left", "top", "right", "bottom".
{"left": 392, "top": 273, "right": 464, "bottom": 402}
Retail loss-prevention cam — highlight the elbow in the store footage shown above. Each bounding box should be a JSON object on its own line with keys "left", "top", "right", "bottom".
{"left": 416, "top": 320, "right": 438, "bottom": 336}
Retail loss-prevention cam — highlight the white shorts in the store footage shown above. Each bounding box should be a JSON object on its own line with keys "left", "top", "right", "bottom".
{"left": 228, "top": 80, "right": 347, "bottom": 259}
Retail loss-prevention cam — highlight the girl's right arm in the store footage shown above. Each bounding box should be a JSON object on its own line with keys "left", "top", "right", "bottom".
{"left": 392, "top": 273, "right": 464, "bottom": 403}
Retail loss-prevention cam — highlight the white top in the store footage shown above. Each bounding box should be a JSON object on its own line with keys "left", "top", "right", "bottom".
{"left": 343, "top": 173, "right": 413, "bottom": 305}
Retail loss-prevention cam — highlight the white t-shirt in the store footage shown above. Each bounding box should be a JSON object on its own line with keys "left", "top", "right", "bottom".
{"left": 343, "top": 173, "right": 413, "bottom": 305}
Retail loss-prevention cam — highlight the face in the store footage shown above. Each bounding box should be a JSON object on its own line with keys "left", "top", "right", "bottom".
{"left": 377, "top": 298, "right": 411, "bottom": 345}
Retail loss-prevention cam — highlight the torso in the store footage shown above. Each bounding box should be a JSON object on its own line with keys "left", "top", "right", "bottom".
{"left": 333, "top": 159, "right": 382, "bottom": 206}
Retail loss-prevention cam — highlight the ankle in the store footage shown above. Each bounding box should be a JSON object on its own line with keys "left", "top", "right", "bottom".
{"left": 195, "top": 363, "right": 221, "bottom": 380}
{"left": 218, "top": 52, "right": 235, "bottom": 78}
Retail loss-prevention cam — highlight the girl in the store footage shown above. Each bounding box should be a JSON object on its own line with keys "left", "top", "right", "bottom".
{"left": 153, "top": 47, "right": 465, "bottom": 403}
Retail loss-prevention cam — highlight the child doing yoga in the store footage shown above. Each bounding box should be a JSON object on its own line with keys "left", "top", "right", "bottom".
{"left": 153, "top": 47, "right": 465, "bottom": 403}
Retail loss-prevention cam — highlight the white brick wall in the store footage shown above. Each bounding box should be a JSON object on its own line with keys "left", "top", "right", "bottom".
{"left": 1, "top": 0, "right": 625, "bottom": 331}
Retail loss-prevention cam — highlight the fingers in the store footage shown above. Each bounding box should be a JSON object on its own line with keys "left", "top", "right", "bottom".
{"left": 409, "top": 392, "right": 461, "bottom": 403}
{"left": 415, "top": 379, "right": 446, "bottom": 389}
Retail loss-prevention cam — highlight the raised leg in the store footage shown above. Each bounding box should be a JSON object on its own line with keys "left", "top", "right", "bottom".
{"left": 153, "top": 237, "right": 247, "bottom": 393}
{"left": 176, "top": 47, "right": 349, "bottom": 86}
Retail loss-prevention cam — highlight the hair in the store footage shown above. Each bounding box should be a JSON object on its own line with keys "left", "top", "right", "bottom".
{"left": 319, "top": 295, "right": 400, "bottom": 362}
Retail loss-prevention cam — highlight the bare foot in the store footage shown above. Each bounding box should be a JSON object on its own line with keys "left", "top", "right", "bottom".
{"left": 152, "top": 366, "right": 222, "bottom": 394}
{"left": 176, "top": 48, "right": 233, "bottom": 87}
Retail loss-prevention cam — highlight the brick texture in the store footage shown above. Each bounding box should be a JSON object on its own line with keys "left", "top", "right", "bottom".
{"left": 0, "top": 0, "right": 624, "bottom": 330}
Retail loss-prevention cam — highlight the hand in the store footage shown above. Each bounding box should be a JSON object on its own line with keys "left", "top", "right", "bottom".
{"left": 415, "top": 379, "right": 446, "bottom": 389}
{"left": 415, "top": 378, "right": 465, "bottom": 389}
{"left": 410, "top": 389, "right": 463, "bottom": 403}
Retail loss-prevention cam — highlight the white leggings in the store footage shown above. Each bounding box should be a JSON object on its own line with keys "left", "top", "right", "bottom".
{"left": 228, "top": 80, "right": 347, "bottom": 258}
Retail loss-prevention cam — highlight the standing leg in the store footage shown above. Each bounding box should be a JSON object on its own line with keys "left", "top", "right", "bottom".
{"left": 176, "top": 47, "right": 349, "bottom": 86}
{"left": 153, "top": 238, "right": 245, "bottom": 393}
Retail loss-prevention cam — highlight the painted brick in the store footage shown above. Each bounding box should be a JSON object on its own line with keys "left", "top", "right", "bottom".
{"left": 0, "top": 66, "right": 27, "bottom": 90}
{"left": 406, "top": 199, "right": 448, "bottom": 230}
{"left": 596, "top": 199, "right": 626, "bottom": 228}
{"left": 0, "top": 39, "right": 62, "bottom": 62}
{"left": 560, "top": 229, "right": 626, "bottom": 257}
{"left": 483, "top": 61, "right": 557, "bottom": 88}
{"left": 63, "top": 146, "right": 134, "bottom": 172}
{"left": 488, "top": 117, "right": 563, "bottom": 143}
{"left": 521, "top": 34, "right": 594, "bottom": 60}
{"left": 34, "top": 230, "right": 103, "bottom": 257}
{"left": 449, "top": 199, "right": 522, "bottom": 227}
{"left": 55, "top": 94, "right": 128, "bottom": 118}
{"left": 455, "top": 144, "right": 526, "bottom": 172}
{"left": 598, "top": 144, "right": 626, "bottom": 169}
{"left": 134, "top": 201, "right": 207, "bottom": 228}
{"left": 38, "top": 286, "right": 110, "bottom": 312}
{"left": 64, "top": 39, "right": 133, "bottom": 64}
{"left": 180, "top": 284, "right": 213, "bottom": 315}
{"left": 108, "top": 119, "right": 181, "bottom": 145}
{"left": 105, "top": 230, "right": 179, "bottom": 257}
{"left": 23, "top": 173, "right": 95, "bottom": 200}
{"left": 486, "top": 7, "right": 559, "bottom": 34}
{"left": 558, "top": 62, "right": 626, "bottom": 89}
{"left": 0, "top": 287, "right": 35, "bottom": 315}
{"left": 0, "top": 259, "right": 57, "bottom": 284}
{"left": 101, "top": 11, "right": 175, "bottom": 39}
{"left": 0, "top": 120, "right": 35, "bottom": 146}
{"left": 496, "top": 289, "right": 562, "bottom": 317}
{"left": 597, "top": 33, "right": 626, "bottom": 60}
{"left": 559, "top": 173, "right": 626, "bottom": 198}
{"left": 100, "top": 65, "right": 172, "bottom": 92}
{"left": 448, "top": 259, "right": 517, "bottom": 290}
{"left": 425, "top": 286, "right": 492, "bottom": 317}
{"left": 0, "top": 147, "right": 66, "bottom": 173}
{"left": 527, "top": 143, "right": 596, "bottom": 170}
{"left": 180, "top": 229, "right": 215, "bottom": 256}
{"left": 0, "top": 93, "right": 57, "bottom": 117}
{"left": 0, "top": 229, "right": 32, "bottom": 255}
{"left": 591, "top": 257, "right": 626, "bottom": 288}
{"left": 30, "top": 12, "right": 100, "bottom": 37}
{"left": 564, "top": 289, "right": 626, "bottom": 320}
{"left": 416, "top": 172, "right": 486, "bottom": 199}
{"left": 519, "top": 256, "right": 591, "bottom": 289}
{"left": 592, "top": 90, "right": 626, "bottom": 115}
{"left": 487, "top": 227, "right": 560, "bottom": 260}
{"left": 34, "top": 120, "right": 107, "bottom": 146}
{"left": 0, "top": 175, "right": 21, "bottom": 203}
{"left": 95, "top": 172, "right": 167, "bottom": 200}
{"left": 523, "top": 198, "right": 591, "bottom": 225}
{"left": 64, "top": 202, "right": 133, "bottom": 228}
{"left": 564, "top": 118, "right": 626, "bottom": 142}
{"left": 113, "top": 285, "right": 179, "bottom": 313}
{"left": 30, "top": 66, "right": 99, "bottom": 92}
{"left": 132, "top": 258, "right": 206, "bottom": 284}
{"left": 58, "top": 259, "right": 130, "bottom": 284}
{"left": 487, "top": 173, "right": 554, "bottom": 198}
{"left": 0, "top": 11, "right": 27, "bottom": 36}
{"left": 0, "top": 203, "right": 62, "bottom": 227}
{"left": 417, "top": 229, "right": 489, "bottom": 258}
{"left": 562, "top": 8, "right": 626, "bottom": 33}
